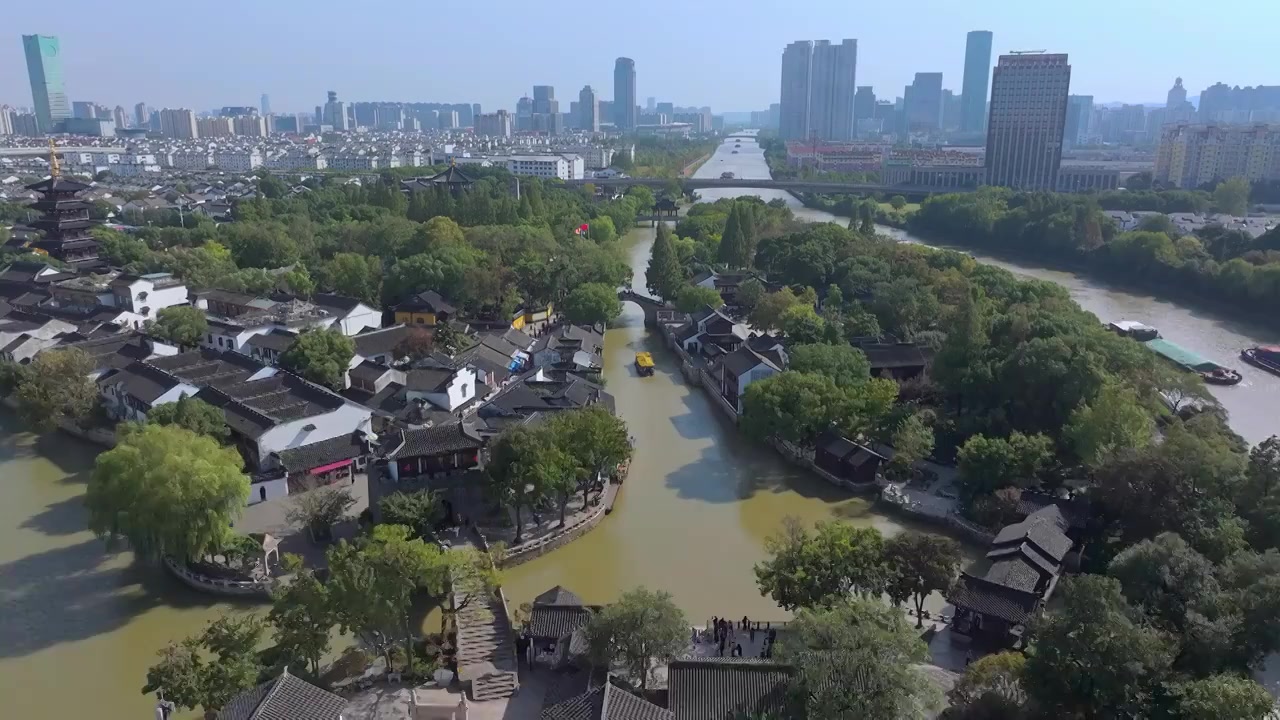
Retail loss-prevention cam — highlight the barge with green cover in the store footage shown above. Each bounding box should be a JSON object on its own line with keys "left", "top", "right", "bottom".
{"left": 1142, "top": 338, "right": 1243, "bottom": 386}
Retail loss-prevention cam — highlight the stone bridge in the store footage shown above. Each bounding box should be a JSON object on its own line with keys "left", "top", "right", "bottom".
{"left": 570, "top": 177, "right": 973, "bottom": 197}
{"left": 618, "top": 288, "right": 672, "bottom": 328}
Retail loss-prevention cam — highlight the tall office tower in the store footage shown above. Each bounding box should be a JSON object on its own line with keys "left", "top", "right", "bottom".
{"left": 1164, "top": 77, "right": 1194, "bottom": 123}
{"left": 807, "top": 39, "right": 858, "bottom": 141}
{"left": 72, "top": 101, "right": 96, "bottom": 119}
{"left": 0, "top": 106, "right": 14, "bottom": 135}
{"left": 942, "top": 90, "right": 962, "bottom": 131}
{"left": 149, "top": 110, "right": 162, "bottom": 131}
{"left": 986, "top": 52, "right": 1071, "bottom": 190}
{"left": 23, "top": 35, "right": 71, "bottom": 134}
{"left": 768, "top": 103, "right": 781, "bottom": 129}
{"left": 579, "top": 85, "right": 600, "bottom": 132}
{"left": 533, "top": 86, "right": 556, "bottom": 115}
{"left": 779, "top": 40, "right": 814, "bottom": 140}
{"left": 905, "top": 72, "right": 944, "bottom": 132}
{"left": 134, "top": 102, "right": 148, "bottom": 127}
{"left": 656, "top": 101, "right": 675, "bottom": 118}
{"left": 854, "top": 86, "right": 876, "bottom": 121}
{"left": 324, "top": 91, "right": 349, "bottom": 130}
{"left": 646, "top": 97, "right": 656, "bottom": 111}
{"left": 112, "top": 105, "right": 128, "bottom": 129}
{"left": 1063, "top": 95, "right": 1094, "bottom": 146}
{"left": 260, "top": 94, "right": 271, "bottom": 115}
{"left": 12, "top": 113, "right": 40, "bottom": 136}
{"left": 613, "top": 57, "right": 637, "bottom": 130}
{"left": 438, "top": 111, "right": 459, "bottom": 130}
{"left": 1167, "top": 77, "right": 1187, "bottom": 109}
{"left": 516, "top": 96, "right": 534, "bottom": 131}
{"left": 960, "top": 30, "right": 993, "bottom": 133}
{"left": 159, "top": 108, "right": 199, "bottom": 139}
{"left": 476, "top": 110, "right": 512, "bottom": 137}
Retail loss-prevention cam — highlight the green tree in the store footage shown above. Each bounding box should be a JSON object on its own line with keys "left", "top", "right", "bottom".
{"left": 319, "top": 252, "right": 382, "bottom": 305}
{"left": 889, "top": 195, "right": 908, "bottom": 210}
{"left": 378, "top": 489, "right": 444, "bottom": 539}
{"left": 674, "top": 284, "right": 725, "bottom": 312}
{"left": 13, "top": 347, "right": 97, "bottom": 432}
{"left": 1213, "top": 177, "right": 1252, "bottom": 216}
{"left": 280, "top": 265, "right": 316, "bottom": 298}
{"left": 749, "top": 288, "right": 799, "bottom": 331}
{"left": 931, "top": 287, "right": 991, "bottom": 415}
{"left": 956, "top": 432, "right": 1054, "bottom": 503}
{"left": 1065, "top": 380, "right": 1154, "bottom": 465}
{"left": 717, "top": 204, "right": 746, "bottom": 267}
{"left": 1023, "top": 575, "right": 1176, "bottom": 718}
{"left": 87, "top": 424, "right": 248, "bottom": 561}
{"left": 887, "top": 413, "right": 935, "bottom": 480}
{"left": 645, "top": 222, "right": 684, "bottom": 301}
{"left": 1166, "top": 675, "right": 1274, "bottom": 720}
{"left": 547, "top": 405, "right": 633, "bottom": 510}
{"left": 560, "top": 282, "right": 623, "bottom": 327}
{"left": 948, "top": 652, "right": 1027, "bottom": 709}
{"left": 755, "top": 517, "right": 887, "bottom": 610}
{"left": 778, "top": 304, "right": 829, "bottom": 344}
{"left": 1237, "top": 436, "right": 1280, "bottom": 550}
{"left": 268, "top": 555, "right": 334, "bottom": 676}
{"left": 279, "top": 328, "right": 355, "bottom": 390}
{"left": 143, "top": 615, "right": 265, "bottom": 714}
{"left": 486, "top": 424, "right": 573, "bottom": 543}
{"left": 884, "top": 531, "right": 962, "bottom": 627}
{"left": 741, "top": 371, "right": 845, "bottom": 446}
{"left": 788, "top": 343, "right": 871, "bottom": 388}
{"left": 286, "top": 484, "right": 358, "bottom": 542}
{"left": 736, "top": 277, "right": 765, "bottom": 312}
{"left": 777, "top": 598, "right": 940, "bottom": 719}
{"left": 584, "top": 587, "right": 687, "bottom": 690}
{"left": 147, "top": 395, "right": 228, "bottom": 440}
{"left": 406, "top": 216, "right": 465, "bottom": 254}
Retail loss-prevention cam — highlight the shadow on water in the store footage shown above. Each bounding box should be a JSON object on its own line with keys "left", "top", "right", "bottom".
{"left": 0, "top": 539, "right": 243, "bottom": 660}
{"left": 19, "top": 494, "right": 89, "bottom": 536}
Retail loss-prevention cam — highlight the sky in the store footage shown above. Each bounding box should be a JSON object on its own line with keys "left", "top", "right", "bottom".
{"left": 3, "top": 0, "right": 1278, "bottom": 116}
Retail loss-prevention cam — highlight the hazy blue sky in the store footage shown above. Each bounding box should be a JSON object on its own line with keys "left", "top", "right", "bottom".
{"left": 4, "top": 0, "right": 1277, "bottom": 114}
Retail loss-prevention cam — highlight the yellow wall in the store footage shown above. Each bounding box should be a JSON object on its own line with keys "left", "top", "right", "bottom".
{"left": 394, "top": 311, "right": 437, "bottom": 326}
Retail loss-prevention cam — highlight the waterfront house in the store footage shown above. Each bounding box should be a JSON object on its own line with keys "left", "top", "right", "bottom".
{"left": 709, "top": 345, "right": 783, "bottom": 414}
{"left": 97, "top": 360, "right": 201, "bottom": 424}
{"left": 0, "top": 309, "right": 77, "bottom": 363}
{"left": 375, "top": 421, "right": 484, "bottom": 486}
{"left": 948, "top": 505, "right": 1073, "bottom": 648}
{"left": 675, "top": 306, "right": 750, "bottom": 358}
{"left": 216, "top": 667, "right": 346, "bottom": 720}
{"left": 530, "top": 324, "right": 603, "bottom": 375}
{"left": 261, "top": 430, "right": 373, "bottom": 502}
{"left": 525, "top": 585, "right": 598, "bottom": 668}
{"left": 477, "top": 367, "right": 616, "bottom": 426}
{"left": 813, "top": 431, "right": 887, "bottom": 484}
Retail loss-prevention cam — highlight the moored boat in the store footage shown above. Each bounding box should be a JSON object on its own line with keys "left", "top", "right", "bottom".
{"left": 1108, "top": 320, "right": 1161, "bottom": 341}
{"left": 635, "top": 351, "right": 655, "bottom": 376}
{"left": 1143, "top": 338, "right": 1243, "bottom": 386}
{"left": 1242, "top": 346, "right": 1280, "bottom": 377}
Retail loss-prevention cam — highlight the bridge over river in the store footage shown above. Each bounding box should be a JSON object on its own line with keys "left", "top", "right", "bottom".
{"left": 568, "top": 176, "right": 968, "bottom": 197}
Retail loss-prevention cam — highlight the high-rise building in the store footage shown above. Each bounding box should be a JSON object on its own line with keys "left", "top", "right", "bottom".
{"left": 324, "top": 91, "right": 349, "bottom": 130}
{"left": 234, "top": 115, "right": 268, "bottom": 137}
{"left": 985, "top": 52, "right": 1071, "bottom": 190}
{"left": 960, "top": 30, "right": 993, "bottom": 133}
{"left": 613, "top": 58, "right": 637, "bottom": 130}
{"left": 942, "top": 90, "right": 962, "bottom": 131}
{"left": 438, "top": 111, "right": 459, "bottom": 130}
{"left": 198, "top": 117, "right": 234, "bottom": 137}
{"left": 112, "top": 105, "right": 128, "bottom": 129}
{"left": 72, "top": 101, "right": 96, "bottom": 119}
{"left": 1167, "top": 78, "right": 1187, "bottom": 110}
{"left": 476, "top": 110, "right": 512, "bottom": 137}
{"left": 0, "top": 106, "right": 14, "bottom": 136}
{"left": 656, "top": 101, "right": 675, "bottom": 118}
{"left": 23, "top": 35, "right": 71, "bottom": 134}
{"left": 646, "top": 97, "right": 656, "bottom": 111}
{"left": 1155, "top": 123, "right": 1280, "bottom": 188}
{"left": 854, "top": 86, "right": 876, "bottom": 121}
{"left": 1064, "top": 95, "right": 1094, "bottom": 146}
{"left": 905, "top": 72, "right": 944, "bottom": 132}
{"left": 134, "top": 102, "right": 148, "bottom": 128}
{"left": 807, "top": 39, "right": 858, "bottom": 141}
{"left": 779, "top": 40, "right": 814, "bottom": 140}
{"left": 159, "top": 108, "right": 199, "bottom": 139}
{"left": 12, "top": 113, "right": 40, "bottom": 137}
{"left": 260, "top": 94, "right": 271, "bottom": 115}
{"left": 533, "top": 86, "right": 556, "bottom": 115}
{"left": 1164, "top": 78, "right": 1195, "bottom": 124}
{"left": 579, "top": 85, "right": 600, "bottom": 132}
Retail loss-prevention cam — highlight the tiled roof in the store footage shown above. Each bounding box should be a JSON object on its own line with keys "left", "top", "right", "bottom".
{"left": 857, "top": 342, "right": 930, "bottom": 370}
{"left": 992, "top": 513, "right": 1072, "bottom": 563}
{"left": 947, "top": 573, "right": 1041, "bottom": 625}
{"left": 216, "top": 668, "right": 346, "bottom": 720}
{"left": 540, "top": 677, "right": 672, "bottom": 720}
{"left": 274, "top": 432, "right": 368, "bottom": 473}
{"left": 352, "top": 325, "right": 414, "bottom": 359}
{"left": 983, "top": 558, "right": 1043, "bottom": 593}
{"left": 667, "top": 658, "right": 793, "bottom": 720}
{"left": 98, "top": 360, "right": 183, "bottom": 405}
{"left": 534, "top": 585, "right": 586, "bottom": 607}
{"left": 244, "top": 328, "right": 298, "bottom": 352}
{"left": 399, "top": 421, "right": 484, "bottom": 457}
{"left": 528, "top": 605, "right": 594, "bottom": 640}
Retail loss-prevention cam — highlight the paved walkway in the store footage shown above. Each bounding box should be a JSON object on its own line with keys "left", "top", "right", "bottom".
{"left": 236, "top": 474, "right": 370, "bottom": 572}
{"left": 481, "top": 486, "right": 605, "bottom": 549}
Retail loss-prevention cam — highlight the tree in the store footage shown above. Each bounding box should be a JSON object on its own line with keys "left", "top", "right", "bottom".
{"left": 1065, "top": 380, "right": 1154, "bottom": 465}
{"left": 378, "top": 489, "right": 444, "bottom": 539}
{"left": 268, "top": 555, "right": 334, "bottom": 676}
{"left": 956, "top": 432, "right": 1054, "bottom": 503}
{"left": 1165, "top": 675, "right": 1274, "bottom": 720}
{"left": 736, "top": 277, "right": 765, "bottom": 312}
{"left": 755, "top": 517, "right": 887, "bottom": 610}
{"left": 717, "top": 204, "right": 746, "bottom": 267}
{"left": 674, "top": 284, "right": 724, "bottom": 312}
{"left": 777, "top": 599, "right": 940, "bottom": 719}
{"left": 561, "top": 282, "right": 623, "bottom": 327}
{"left": 547, "top": 405, "right": 633, "bottom": 511}
{"left": 280, "top": 265, "right": 316, "bottom": 298}
{"left": 1213, "top": 177, "right": 1251, "bottom": 216}
{"left": 319, "top": 252, "right": 382, "bottom": 305}
{"left": 1023, "top": 575, "right": 1176, "bottom": 718}
{"left": 645, "top": 222, "right": 684, "bottom": 301}
{"left": 13, "top": 347, "right": 97, "bottom": 432}
{"left": 741, "top": 371, "right": 846, "bottom": 446}
{"left": 889, "top": 195, "right": 908, "bottom": 210}
{"left": 584, "top": 587, "right": 687, "bottom": 690}
{"left": 887, "top": 413, "right": 934, "bottom": 480}
{"left": 147, "top": 395, "right": 228, "bottom": 440}
{"left": 433, "top": 322, "right": 464, "bottom": 356}
{"left": 143, "top": 614, "right": 264, "bottom": 714}
{"left": 393, "top": 326, "right": 435, "bottom": 363}
{"left": 486, "top": 424, "right": 573, "bottom": 543}
{"left": 778, "top": 304, "right": 829, "bottom": 345}
{"left": 884, "top": 531, "right": 962, "bottom": 628}
{"left": 286, "top": 485, "right": 357, "bottom": 542}
{"left": 279, "top": 328, "right": 355, "bottom": 390}
{"left": 931, "top": 287, "right": 991, "bottom": 415}
{"left": 788, "top": 343, "right": 871, "bottom": 388}
{"left": 1235, "top": 435, "right": 1280, "bottom": 550}
{"left": 149, "top": 306, "right": 209, "bottom": 350}
{"left": 948, "top": 652, "right": 1027, "bottom": 708}
{"left": 749, "top": 288, "right": 799, "bottom": 331}
{"left": 87, "top": 424, "right": 248, "bottom": 561}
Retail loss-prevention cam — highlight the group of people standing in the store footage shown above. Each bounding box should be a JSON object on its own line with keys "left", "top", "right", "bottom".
{"left": 693, "top": 616, "right": 778, "bottom": 659}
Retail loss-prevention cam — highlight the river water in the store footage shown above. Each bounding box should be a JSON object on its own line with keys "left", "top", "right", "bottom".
{"left": 2, "top": 133, "right": 1276, "bottom": 719}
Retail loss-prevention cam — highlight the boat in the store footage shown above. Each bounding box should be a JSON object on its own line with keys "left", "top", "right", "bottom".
{"left": 635, "top": 351, "right": 655, "bottom": 376}
{"left": 731, "top": 150, "right": 739, "bottom": 154}
{"left": 1108, "top": 320, "right": 1160, "bottom": 341}
{"left": 1242, "top": 346, "right": 1280, "bottom": 376}
{"left": 1142, "top": 338, "right": 1242, "bottom": 386}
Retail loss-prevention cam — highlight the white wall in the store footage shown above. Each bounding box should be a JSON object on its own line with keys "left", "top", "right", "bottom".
{"left": 248, "top": 477, "right": 289, "bottom": 505}
{"left": 336, "top": 304, "right": 381, "bottom": 336}
{"left": 255, "top": 402, "right": 372, "bottom": 464}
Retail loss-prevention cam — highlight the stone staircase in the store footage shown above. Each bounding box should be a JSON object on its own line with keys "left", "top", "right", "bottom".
{"left": 452, "top": 566, "right": 519, "bottom": 701}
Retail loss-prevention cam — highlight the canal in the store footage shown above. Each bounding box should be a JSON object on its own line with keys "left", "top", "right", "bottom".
{"left": 2, "top": 132, "right": 1276, "bottom": 719}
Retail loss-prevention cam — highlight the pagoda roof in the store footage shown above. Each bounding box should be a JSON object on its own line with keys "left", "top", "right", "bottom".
{"left": 25, "top": 176, "right": 92, "bottom": 194}
{"left": 428, "top": 164, "right": 474, "bottom": 185}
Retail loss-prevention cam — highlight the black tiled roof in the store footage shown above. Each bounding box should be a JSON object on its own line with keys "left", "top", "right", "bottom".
{"left": 948, "top": 573, "right": 1041, "bottom": 625}
{"left": 529, "top": 605, "right": 594, "bottom": 640}
{"left": 541, "top": 677, "right": 672, "bottom": 720}
{"left": 398, "top": 290, "right": 456, "bottom": 315}
{"left": 245, "top": 328, "right": 298, "bottom": 352}
{"left": 535, "top": 585, "right": 586, "bottom": 607}
{"left": 352, "top": 325, "right": 414, "bottom": 359}
{"left": 667, "top": 658, "right": 793, "bottom": 720}
{"left": 399, "top": 421, "right": 484, "bottom": 457}
{"left": 274, "top": 432, "right": 368, "bottom": 473}
{"left": 309, "top": 292, "right": 365, "bottom": 313}
{"left": 856, "top": 342, "right": 930, "bottom": 370}
{"left": 216, "top": 668, "right": 346, "bottom": 720}
{"left": 99, "top": 360, "right": 183, "bottom": 405}
{"left": 983, "top": 558, "right": 1043, "bottom": 593}
{"left": 992, "top": 513, "right": 1072, "bottom": 563}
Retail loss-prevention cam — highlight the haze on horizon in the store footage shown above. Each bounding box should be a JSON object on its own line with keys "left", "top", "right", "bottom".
{"left": 3, "top": 0, "right": 1276, "bottom": 114}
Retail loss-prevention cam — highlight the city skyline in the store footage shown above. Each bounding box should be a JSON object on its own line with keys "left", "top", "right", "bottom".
{"left": 4, "top": 0, "right": 1277, "bottom": 114}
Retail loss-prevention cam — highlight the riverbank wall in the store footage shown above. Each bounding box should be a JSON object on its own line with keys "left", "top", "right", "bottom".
{"left": 493, "top": 480, "right": 621, "bottom": 570}
{"left": 1, "top": 396, "right": 118, "bottom": 448}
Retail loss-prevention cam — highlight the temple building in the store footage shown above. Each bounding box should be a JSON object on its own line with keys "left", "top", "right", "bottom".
{"left": 25, "top": 141, "right": 101, "bottom": 268}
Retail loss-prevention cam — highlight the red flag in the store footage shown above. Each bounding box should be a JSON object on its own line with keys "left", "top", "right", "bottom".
{"left": 579, "top": 223, "right": 590, "bottom": 232}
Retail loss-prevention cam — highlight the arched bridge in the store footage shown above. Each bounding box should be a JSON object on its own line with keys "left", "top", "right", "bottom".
{"left": 618, "top": 288, "right": 672, "bottom": 328}
{"left": 570, "top": 177, "right": 972, "bottom": 197}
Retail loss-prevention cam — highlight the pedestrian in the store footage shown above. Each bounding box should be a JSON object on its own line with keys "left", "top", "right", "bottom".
{"left": 691, "top": 627, "right": 698, "bottom": 645}
{"left": 749, "top": 625, "right": 756, "bottom": 642}
{"left": 741, "top": 615, "right": 749, "bottom": 630}
{"left": 733, "top": 643, "right": 743, "bottom": 657}
{"left": 718, "top": 637, "right": 725, "bottom": 656}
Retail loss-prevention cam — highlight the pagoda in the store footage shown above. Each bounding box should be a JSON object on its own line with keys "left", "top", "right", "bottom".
{"left": 24, "top": 140, "right": 100, "bottom": 267}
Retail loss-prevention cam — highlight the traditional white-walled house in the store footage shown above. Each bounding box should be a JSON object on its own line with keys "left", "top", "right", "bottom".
{"left": 709, "top": 343, "right": 785, "bottom": 414}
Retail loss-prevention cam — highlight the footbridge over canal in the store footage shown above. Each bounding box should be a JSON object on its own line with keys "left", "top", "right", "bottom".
{"left": 618, "top": 288, "right": 674, "bottom": 328}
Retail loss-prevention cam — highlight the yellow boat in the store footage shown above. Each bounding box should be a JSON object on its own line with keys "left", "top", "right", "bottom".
{"left": 634, "top": 352, "right": 655, "bottom": 376}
